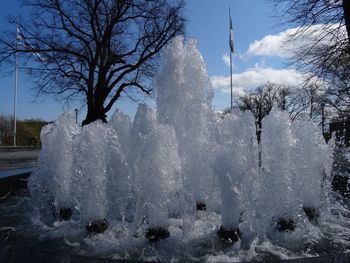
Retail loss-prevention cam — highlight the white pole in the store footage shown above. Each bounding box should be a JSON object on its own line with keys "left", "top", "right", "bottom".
{"left": 230, "top": 44, "right": 233, "bottom": 110}
{"left": 229, "top": 8, "right": 233, "bottom": 111}
{"left": 14, "top": 24, "right": 18, "bottom": 147}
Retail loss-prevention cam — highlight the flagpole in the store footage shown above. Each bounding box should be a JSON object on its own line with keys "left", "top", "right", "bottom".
{"left": 229, "top": 7, "right": 233, "bottom": 111}
{"left": 14, "top": 23, "right": 18, "bottom": 147}
{"left": 230, "top": 39, "right": 233, "bottom": 110}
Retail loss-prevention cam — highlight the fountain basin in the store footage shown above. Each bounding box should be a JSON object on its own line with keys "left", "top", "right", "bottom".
{"left": 2, "top": 173, "right": 350, "bottom": 263}
{"left": 2, "top": 238, "right": 350, "bottom": 263}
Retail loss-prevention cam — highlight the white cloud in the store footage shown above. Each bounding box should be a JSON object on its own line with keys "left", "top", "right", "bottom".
{"left": 212, "top": 24, "right": 341, "bottom": 97}
{"left": 244, "top": 28, "right": 295, "bottom": 58}
{"left": 222, "top": 53, "right": 237, "bottom": 68}
{"left": 222, "top": 54, "right": 230, "bottom": 67}
{"left": 211, "top": 66, "right": 307, "bottom": 95}
{"left": 244, "top": 24, "right": 341, "bottom": 59}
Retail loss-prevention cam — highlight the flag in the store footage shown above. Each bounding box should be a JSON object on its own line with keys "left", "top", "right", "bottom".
{"left": 229, "top": 12, "right": 234, "bottom": 53}
{"left": 17, "top": 26, "right": 32, "bottom": 50}
{"left": 17, "top": 26, "right": 45, "bottom": 61}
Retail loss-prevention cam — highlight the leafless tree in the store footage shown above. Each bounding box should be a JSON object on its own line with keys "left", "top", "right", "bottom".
{"left": 236, "top": 82, "right": 279, "bottom": 143}
{"left": 236, "top": 82, "right": 326, "bottom": 141}
{"left": 271, "top": 0, "right": 350, "bottom": 44}
{"left": 0, "top": 0, "right": 186, "bottom": 125}
{"left": 236, "top": 81, "right": 328, "bottom": 166}
{"left": 288, "top": 83, "right": 326, "bottom": 120}
{"left": 0, "top": 114, "right": 13, "bottom": 145}
{"left": 271, "top": 0, "right": 350, "bottom": 117}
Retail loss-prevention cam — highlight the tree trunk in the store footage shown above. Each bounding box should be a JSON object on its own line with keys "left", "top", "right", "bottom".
{"left": 343, "top": 0, "right": 350, "bottom": 45}
{"left": 82, "top": 94, "right": 107, "bottom": 126}
{"left": 82, "top": 111, "right": 107, "bottom": 126}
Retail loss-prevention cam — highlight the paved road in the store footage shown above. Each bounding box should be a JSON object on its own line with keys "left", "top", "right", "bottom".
{"left": 0, "top": 147, "right": 40, "bottom": 170}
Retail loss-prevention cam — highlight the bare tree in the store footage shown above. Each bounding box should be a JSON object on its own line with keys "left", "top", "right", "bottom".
{"left": 236, "top": 82, "right": 279, "bottom": 143}
{"left": 288, "top": 83, "right": 326, "bottom": 120}
{"left": 271, "top": 0, "right": 350, "bottom": 44}
{"left": 236, "top": 82, "right": 326, "bottom": 140}
{"left": 0, "top": 114, "right": 14, "bottom": 145}
{"left": 0, "top": 0, "right": 185, "bottom": 125}
{"left": 271, "top": 0, "right": 350, "bottom": 117}
{"left": 236, "top": 82, "right": 328, "bottom": 166}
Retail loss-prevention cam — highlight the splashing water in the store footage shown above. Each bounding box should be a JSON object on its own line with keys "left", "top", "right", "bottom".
{"left": 21, "top": 37, "right": 350, "bottom": 262}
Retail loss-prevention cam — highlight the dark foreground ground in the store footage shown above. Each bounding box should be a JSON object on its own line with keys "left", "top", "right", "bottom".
{"left": 1, "top": 239, "right": 350, "bottom": 263}
{"left": 0, "top": 240, "right": 146, "bottom": 263}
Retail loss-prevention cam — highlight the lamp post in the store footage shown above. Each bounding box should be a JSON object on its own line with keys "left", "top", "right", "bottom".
{"left": 75, "top": 108, "right": 78, "bottom": 124}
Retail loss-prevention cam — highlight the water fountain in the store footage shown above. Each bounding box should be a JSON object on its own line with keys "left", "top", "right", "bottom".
{"left": 2, "top": 36, "right": 349, "bottom": 262}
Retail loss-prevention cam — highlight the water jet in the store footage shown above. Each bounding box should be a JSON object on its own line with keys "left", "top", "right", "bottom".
{"left": 5, "top": 36, "right": 345, "bottom": 262}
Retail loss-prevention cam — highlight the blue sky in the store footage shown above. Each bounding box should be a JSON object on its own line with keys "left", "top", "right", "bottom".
{"left": 0, "top": 0, "right": 305, "bottom": 122}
